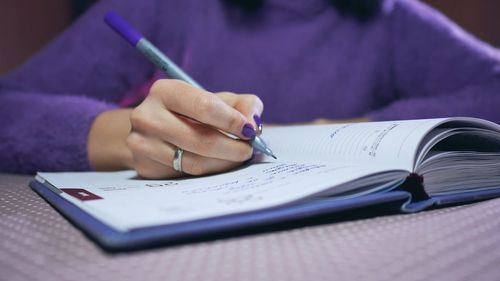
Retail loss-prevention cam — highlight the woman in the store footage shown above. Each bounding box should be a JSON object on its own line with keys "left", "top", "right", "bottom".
{"left": 1, "top": 0, "right": 499, "bottom": 178}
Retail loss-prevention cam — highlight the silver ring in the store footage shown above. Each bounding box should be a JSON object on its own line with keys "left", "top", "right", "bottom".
{"left": 173, "top": 148, "right": 184, "bottom": 173}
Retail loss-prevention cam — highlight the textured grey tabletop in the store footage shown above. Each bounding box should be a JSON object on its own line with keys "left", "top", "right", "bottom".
{"left": 1, "top": 173, "right": 500, "bottom": 281}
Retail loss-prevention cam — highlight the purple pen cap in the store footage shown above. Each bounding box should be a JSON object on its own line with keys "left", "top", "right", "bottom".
{"left": 104, "top": 11, "right": 142, "bottom": 46}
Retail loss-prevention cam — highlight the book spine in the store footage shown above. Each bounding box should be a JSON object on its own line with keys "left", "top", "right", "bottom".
{"left": 399, "top": 173, "right": 429, "bottom": 201}
{"left": 398, "top": 173, "right": 437, "bottom": 213}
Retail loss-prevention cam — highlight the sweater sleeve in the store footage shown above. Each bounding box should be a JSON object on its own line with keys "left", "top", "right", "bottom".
{"left": 0, "top": 0, "right": 160, "bottom": 173}
{"left": 369, "top": 0, "right": 500, "bottom": 123}
{"left": 0, "top": 92, "right": 116, "bottom": 173}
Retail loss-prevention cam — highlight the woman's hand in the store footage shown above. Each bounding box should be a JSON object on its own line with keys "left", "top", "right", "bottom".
{"left": 88, "top": 79, "right": 263, "bottom": 179}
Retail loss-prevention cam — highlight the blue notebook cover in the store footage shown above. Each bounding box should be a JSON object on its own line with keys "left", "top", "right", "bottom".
{"left": 29, "top": 179, "right": 500, "bottom": 251}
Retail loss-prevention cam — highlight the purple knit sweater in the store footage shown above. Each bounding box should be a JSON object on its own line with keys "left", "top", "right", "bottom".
{"left": 1, "top": 0, "right": 500, "bottom": 173}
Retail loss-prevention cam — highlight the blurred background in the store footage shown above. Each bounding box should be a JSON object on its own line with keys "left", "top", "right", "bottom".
{"left": 1, "top": 0, "right": 500, "bottom": 74}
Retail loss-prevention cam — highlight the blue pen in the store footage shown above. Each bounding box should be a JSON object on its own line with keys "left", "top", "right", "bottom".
{"left": 104, "top": 11, "right": 276, "bottom": 159}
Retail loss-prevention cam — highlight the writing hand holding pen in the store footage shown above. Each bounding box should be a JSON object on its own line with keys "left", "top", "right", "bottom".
{"left": 99, "top": 11, "right": 275, "bottom": 179}
{"left": 129, "top": 81, "right": 265, "bottom": 178}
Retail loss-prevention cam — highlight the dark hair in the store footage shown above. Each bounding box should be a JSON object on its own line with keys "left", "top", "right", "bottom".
{"left": 330, "top": 0, "right": 381, "bottom": 20}
{"left": 223, "top": 0, "right": 381, "bottom": 21}
{"left": 223, "top": 0, "right": 264, "bottom": 12}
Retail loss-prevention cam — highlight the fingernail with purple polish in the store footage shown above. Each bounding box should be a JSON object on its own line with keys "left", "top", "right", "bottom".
{"left": 241, "top": 123, "right": 256, "bottom": 138}
{"left": 254, "top": 114, "right": 263, "bottom": 133}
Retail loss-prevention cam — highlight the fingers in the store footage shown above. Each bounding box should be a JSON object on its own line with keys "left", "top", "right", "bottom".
{"left": 127, "top": 133, "right": 245, "bottom": 178}
{"left": 181, "top": 151, "right": 243, "bottom": 176}
{"left": 217, "top": 92, "right": 264, "bottom": 133}
{"left": 150, "top": 80, "right": 257, "bottom": 139}
{"left": 132, "top": 155, "right": 180, "bottom": 179}
{"left": 128, "top": 79, "right": 265, "bottom": 179}
{"left": 130, "top": 108, "right": 253, "bottom": 162}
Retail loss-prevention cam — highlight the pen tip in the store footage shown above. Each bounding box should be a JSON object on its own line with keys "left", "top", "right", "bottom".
{"left": 271, "top": 154, "right": 277, "bottom": 159}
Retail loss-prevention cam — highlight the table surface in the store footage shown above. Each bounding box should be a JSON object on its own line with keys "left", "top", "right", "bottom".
{"left": 1, "top": 173, "right": 500, "bottom": 281}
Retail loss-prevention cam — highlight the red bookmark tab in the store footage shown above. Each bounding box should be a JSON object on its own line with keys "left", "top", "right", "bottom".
{"left": 61, "top": 188, "right": 103, "bottom": 201}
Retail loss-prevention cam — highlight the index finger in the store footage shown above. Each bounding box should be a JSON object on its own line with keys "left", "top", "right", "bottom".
{"left": 151, "top": 80, "right": 256, "bottom": 139}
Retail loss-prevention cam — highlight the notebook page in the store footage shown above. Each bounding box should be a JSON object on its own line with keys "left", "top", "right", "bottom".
{"left": 37, "top": 119, "right": 446, "bottom": 231}
{"left": 38, "top": 161, "right": 405, "bottom": 231}
{"left": 260, "top": 118, "right": 447, "bottom": 171}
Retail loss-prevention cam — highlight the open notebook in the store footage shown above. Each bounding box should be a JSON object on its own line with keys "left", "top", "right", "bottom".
{"left": 31, "top": 117, "right": 500, "bottom": 250}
